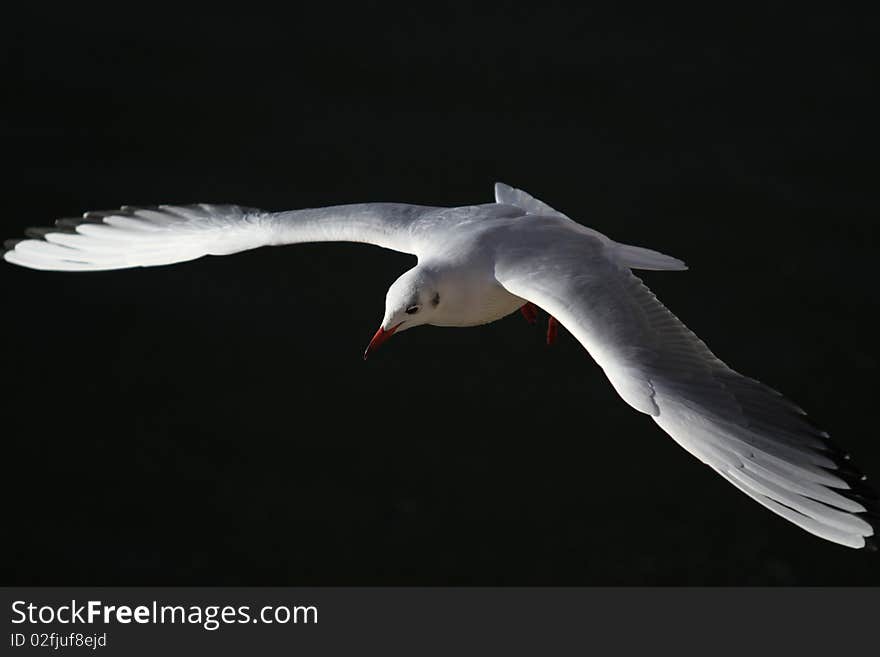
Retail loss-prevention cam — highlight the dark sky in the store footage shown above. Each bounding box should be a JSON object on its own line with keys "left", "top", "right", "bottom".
{"left": 2, "top": 4, "right": 878, "bottom": 584}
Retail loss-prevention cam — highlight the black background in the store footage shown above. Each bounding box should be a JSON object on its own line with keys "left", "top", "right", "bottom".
{"left": 2, "top": 4, "right": 878, "bottom": 585}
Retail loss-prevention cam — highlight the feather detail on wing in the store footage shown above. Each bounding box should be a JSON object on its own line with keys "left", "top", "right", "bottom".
{"left": 494, "top": 225, "right": 877, "bottom": 548}
{"left": 2, "top": 202, "right": 434, "bottom": 272}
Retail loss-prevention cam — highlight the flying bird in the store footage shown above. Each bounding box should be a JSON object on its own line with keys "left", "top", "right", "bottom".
{"left": 3, "top": 183, "right": 877, "bottom": 549}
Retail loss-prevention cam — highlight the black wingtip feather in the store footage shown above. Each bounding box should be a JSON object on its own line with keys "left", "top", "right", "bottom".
{"left": 838, "top": 474, "right": 879, "bottom": 502}
{"left": 56, "top": 215, "right": 105, "bottom": 228}
{"left": 816, "top": 441, "right": 850, "bottom": 460}
{"left": 83, "top": 209, "right": 120, "bottom": 219}
{"left": 831, "top": 459, "right": 870, "bottom": 482}
{"left": 843, "top": 490, "right": 880, "bottom": 507}
{"left": 25, "top": 225, "right": 76, "bottom": 238}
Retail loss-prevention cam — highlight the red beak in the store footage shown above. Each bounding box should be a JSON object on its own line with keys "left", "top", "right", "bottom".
{"left": 363, "top": 322, "right": 403, "bottom": 360}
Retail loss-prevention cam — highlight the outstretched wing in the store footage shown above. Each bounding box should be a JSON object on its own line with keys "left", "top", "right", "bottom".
{"left": 494, "top": 223, "right": 877, "bottom": 549}
{"left": 2, "top": 202, "right": 436, "bottom": 271}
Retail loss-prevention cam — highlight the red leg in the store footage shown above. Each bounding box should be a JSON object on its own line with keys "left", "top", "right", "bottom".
{"left": 546, "top": 316, "right": 559, "bottom": 345}
{"left": 520, "top": 302, "right": 538, "bottom": 325}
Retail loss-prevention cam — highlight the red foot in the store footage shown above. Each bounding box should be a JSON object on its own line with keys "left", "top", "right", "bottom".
{"left": 546, "top": 316, "right": 558, "bottom": 345}
{"left": 520, "top": 302, "right": 538, "bottom": 325}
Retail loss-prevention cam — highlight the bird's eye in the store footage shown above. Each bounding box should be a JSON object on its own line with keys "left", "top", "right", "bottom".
{"left": 405, "top": 305, "right": 420, "bottom": 315}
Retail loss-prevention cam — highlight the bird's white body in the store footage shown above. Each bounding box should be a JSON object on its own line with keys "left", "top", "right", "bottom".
{"left": 4, "top": 183, "right": 876, "bottom": 549}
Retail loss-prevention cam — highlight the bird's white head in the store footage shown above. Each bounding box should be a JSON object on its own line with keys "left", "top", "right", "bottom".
{"left": 363, "top": 265, "right": 441, "bottom": 359}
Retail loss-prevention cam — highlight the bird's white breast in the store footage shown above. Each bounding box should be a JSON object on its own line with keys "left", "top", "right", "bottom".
{"left": 431, "top": 274, "right": 526, "bottom": 327}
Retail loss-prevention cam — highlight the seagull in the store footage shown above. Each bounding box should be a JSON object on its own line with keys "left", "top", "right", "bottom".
{"left": 3, "top": 182, "right": 877, "bottom": 549}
